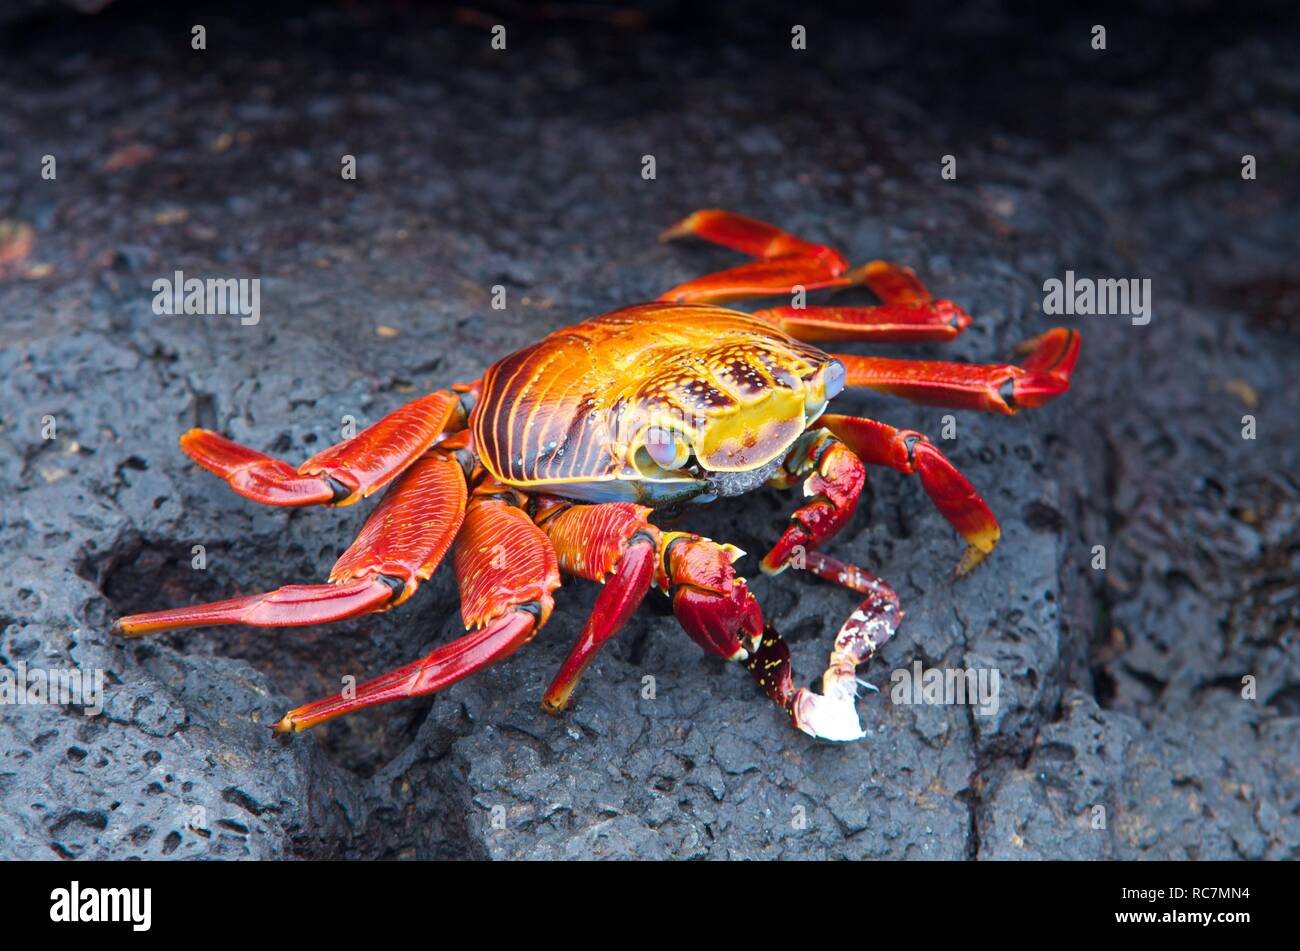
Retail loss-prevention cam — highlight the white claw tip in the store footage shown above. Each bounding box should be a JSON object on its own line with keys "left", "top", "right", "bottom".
{"left": 792, "top": 689, "right": 867, "bottom": 742}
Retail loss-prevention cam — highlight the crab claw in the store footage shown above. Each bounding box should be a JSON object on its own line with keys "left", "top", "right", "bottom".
{"left": 748, "top": 555, "right": 904, "bottom": 742}
{"left": 790, "top": 685, "right": 867, "bottom": 742}
{"left": 760, "top": 437, "right": 865, "bottom": 576}
{"left": 663, "top": 533, "right": 763, "bottom": 660}
{"left": 673, "top": 583, "right": 763, "bottom": 661}
{"left": 746, "top": 625, "right": 865, "bottom": 741}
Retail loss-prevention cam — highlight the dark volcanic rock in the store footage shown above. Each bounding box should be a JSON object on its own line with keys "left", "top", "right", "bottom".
{"left": 1, "top": 2, "right": 1296, "bottom": 859}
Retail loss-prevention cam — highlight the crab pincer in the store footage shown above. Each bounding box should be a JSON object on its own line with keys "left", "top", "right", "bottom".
{"left": 747, "top": 552, "right": 903, "bottom": 741}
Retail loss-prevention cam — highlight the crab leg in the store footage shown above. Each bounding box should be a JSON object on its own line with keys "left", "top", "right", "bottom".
{"left": 819, "top": 413, "right": 1000, "bottom": 575}
{"left": 831, "top": 327, "right": 1080, "bottom": 413}
{"left": 799, "top": 551, "right": 902, "bottom": 698}
{"left": 661, "top": 209, "right": 846, "bottom": 266}
{"left": 755, "top": 302, "right": 972, "bottom": 342}
{"left": 113, "top": 450, "right": 469, "bottom": 636}
{"left": 535, "top": 501, "right": 661, "bottom": 712}
{"left": 180, "top": 386, "right": 471, "bottom": 507}
{"left": 747, "top": 553, "right": 903, "bottom": 743}
{"left": 659, "top": 209, "right": 855, "bottom": 304}
{"left": 274, "top": 484, "right": 561, "bottom": 732}
{"left": 659, "top": 257, "right": 855, "bottom": 305}
{"left": 753, "top": 261, "right": 972, "bottom": 342}
{"left": 760, "top": 430, "right": 866, "bottom": 576}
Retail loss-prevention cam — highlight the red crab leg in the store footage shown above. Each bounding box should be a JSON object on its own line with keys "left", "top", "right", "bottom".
{"left": 754, "top": 260, "right": 973, "bottom": 342}
{"left": 274, "top": 611, "right": 536, "bottom": 733}
{"left": 831, "top": 327, "right": 1080, "bottom": 414}
{"left": 799, "top": 551, "right": 903, "bottom": 695}
{"left": 180, "top": 387, "right": 470, "bottom": 507}
{"left": 819, "top": 413, "right": 1000, "bottom": 575}
{"left": 536, "top": 502, "right": 661, "bottom": 712}
{"left": 760, "top": 431, "right": 866, "bottom": 576}
{"left": 660, "top": 256, "right": 853, "bottom": 305}
{"left": 274, "top": 486, "right": 561, "bottom": 732}
{"left": 113, "top": 450, "right": 469, "bottom": 636}
{"left": 755, "top": 302, "right": 971, "bottom": 342}
{"left": 856, "top": 258, "right": 937, "bottom": 306}
{"left": 661, "top": 209, "right": 845, "bottom": 264}
{"left": 748, "top": 553, "right": 903, "bottom": 743}
{"left": 659, "top": 209, "right": 853, "bottom": 304}
{"left": 113, "top": 577, "right": 399, "bottom": 635}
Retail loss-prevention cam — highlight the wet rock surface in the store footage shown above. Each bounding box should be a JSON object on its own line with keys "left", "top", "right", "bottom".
{"left": 1, "top": 2, "right": 1296, "bottom": 859}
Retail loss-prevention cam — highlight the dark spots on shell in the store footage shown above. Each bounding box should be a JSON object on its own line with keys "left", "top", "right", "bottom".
{"left": 722, "top": 358, "right": 771, "bottom": 397}
{"left": 671, "top": 377, "right": 736, "bottom": 410}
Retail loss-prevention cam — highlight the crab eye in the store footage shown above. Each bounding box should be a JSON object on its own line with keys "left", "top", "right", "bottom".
{"left": 638, "top": 427, "right": 691, "bottom": 471}
{"left": 823, "top": 360, "right": 846, "bottom": 400}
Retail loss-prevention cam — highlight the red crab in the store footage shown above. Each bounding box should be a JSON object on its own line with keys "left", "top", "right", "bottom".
{"left": 114, "top": 210, "right": 1079, "bottom": 741}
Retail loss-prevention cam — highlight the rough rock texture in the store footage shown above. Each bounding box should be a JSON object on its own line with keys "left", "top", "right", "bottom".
{"left": 1, "top": 2, "right": 1296, "bottom": 859}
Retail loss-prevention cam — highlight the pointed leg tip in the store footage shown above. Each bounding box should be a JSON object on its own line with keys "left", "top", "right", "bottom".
{"left": 1013, "top": 326, "right": 1073, "bottom": 353}
{"left": 659, "top": 220, "right": 693, "bottom": 243}
{"left": 178, "top": 427, "right": 207, "bottom": 448}
{"left": 760, "top": 534, "right": 803, "bottom": 576}
{"left": 660, "top": 209, "right": 716, "bottom": 240}
{"left": 954, "top": 543, "right": 993, "bottom": 578}
{"left": 112, "top": 616, "right": 149, "bottom": 638}
{"left": 271, "top": 714, "right": 298, "bottom": 735}
{"left": 540, "top": 694, "right": 570, "bottom": 717}
{"left": 840, "top": 262, "right": 874, "bottom": 285}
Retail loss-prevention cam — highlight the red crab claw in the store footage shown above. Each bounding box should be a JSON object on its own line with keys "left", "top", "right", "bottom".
{"left": 661, "top": 532, "right": 763, "bottom": 661}
{"left": 760, "top": 437, "right": 865, "bottom": 576}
